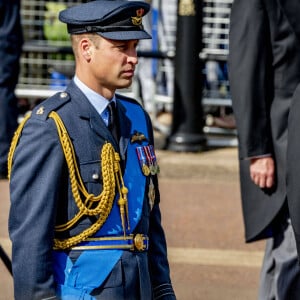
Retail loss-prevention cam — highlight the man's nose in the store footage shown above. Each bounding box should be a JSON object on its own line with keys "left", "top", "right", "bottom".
{"left": 127, "top": 49, "right": 138, "bottom": 64}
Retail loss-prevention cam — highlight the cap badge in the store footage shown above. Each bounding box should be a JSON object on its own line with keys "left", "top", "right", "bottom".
{"left": 131, "top": 8, "right": 144, "bottom": 26}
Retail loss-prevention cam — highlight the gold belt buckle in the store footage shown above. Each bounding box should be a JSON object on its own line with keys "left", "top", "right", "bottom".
{"left": 133, "top": 234, "right": 146, "bottom": 251}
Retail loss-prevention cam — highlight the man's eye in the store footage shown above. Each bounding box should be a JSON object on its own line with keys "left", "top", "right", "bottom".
{"left": 117, "top": 45, "right": 126, "bottom": 50}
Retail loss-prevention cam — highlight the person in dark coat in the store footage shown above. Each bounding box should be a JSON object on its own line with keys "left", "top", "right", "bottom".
{"left": 0, "top": 0, "right": 23, "bottom": 178}
{"left": 228, "top": 0, "right": 300, "bottom": 298}
{"left": 284, "top": 0, "right": 300, "bottom": 262}
{"left": 8, "top": 1, "right": 176, "bottom": 299}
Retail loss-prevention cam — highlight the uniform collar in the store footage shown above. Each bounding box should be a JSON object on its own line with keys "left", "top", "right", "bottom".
{"left": 73, "top": 75, "right": 116, "bottom": 117}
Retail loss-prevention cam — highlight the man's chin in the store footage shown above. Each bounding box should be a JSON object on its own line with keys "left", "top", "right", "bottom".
{"left": 117, "top": 79, "right": 133, "bottom": 90}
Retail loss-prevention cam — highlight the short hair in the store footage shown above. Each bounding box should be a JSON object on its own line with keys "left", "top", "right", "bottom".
{"left": 71, "top": 33, "right": 101, "bottom": 58}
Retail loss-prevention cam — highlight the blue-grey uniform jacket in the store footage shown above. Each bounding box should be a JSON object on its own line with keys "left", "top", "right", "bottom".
{"left": 8, "top": 81, "right": 176, "bottom": 300}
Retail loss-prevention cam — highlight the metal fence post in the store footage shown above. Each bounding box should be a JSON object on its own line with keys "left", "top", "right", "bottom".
{"left": 167, "top": 0, "right": 206, "bottom": 152}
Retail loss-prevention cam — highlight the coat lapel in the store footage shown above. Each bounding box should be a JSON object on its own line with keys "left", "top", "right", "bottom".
{"left": 65, "top": 81, "right": 132, "bottom": 156}
{"left": 116, "top": 97, "right": 131, "bottom": 160}
{"left": 65, "top": 81, "right": 116, "bottom": 144}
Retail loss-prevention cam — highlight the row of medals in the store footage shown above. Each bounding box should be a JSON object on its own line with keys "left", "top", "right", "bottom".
{"left": 136, "top": 145, "right": 160, "bottom": 177}
{"left": 136, "top": 145, "right": 159, "bottom": 210}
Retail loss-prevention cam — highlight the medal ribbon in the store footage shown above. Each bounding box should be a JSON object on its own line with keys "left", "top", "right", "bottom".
{"left": 136, "top": 146, "right": 150, "bottom": 176}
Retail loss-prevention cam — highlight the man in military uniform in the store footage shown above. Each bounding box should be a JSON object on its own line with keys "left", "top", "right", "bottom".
{"left": 8, "top": 1, "right": 176, "bottom": 299}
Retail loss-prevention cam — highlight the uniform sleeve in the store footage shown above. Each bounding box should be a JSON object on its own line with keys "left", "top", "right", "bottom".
{"left": 148, "top": 199, "right": 176, "bottom": 300}
{"left": 228, "top": 0, "right": 273, "bottom": 159}
{"left": 144, "top": 112, "right": 176, "bottom": 299}
{"left": 8, "top": 115, "right": 65, "bottom": 300}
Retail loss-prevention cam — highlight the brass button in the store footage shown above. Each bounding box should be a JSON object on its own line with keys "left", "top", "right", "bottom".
{"left": 60, "top": 92, "right": 68, "bottom": 98}
{"left": 133, "top": 234, "right": 145, "bottom": 251}
{"left": 92, "top": 173, "right": 99, "bottom": 180}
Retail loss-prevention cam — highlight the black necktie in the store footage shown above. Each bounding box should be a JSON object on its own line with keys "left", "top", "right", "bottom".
{"left": 107, "top": 102, "right": 115, "bottom": 129}
{"left": 107, "top": 102, "right": 119, "bottom": 142}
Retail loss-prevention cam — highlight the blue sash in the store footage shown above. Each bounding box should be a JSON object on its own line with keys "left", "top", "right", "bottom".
{"left": 53, "top": 99, "right": 150, "bottom": 297}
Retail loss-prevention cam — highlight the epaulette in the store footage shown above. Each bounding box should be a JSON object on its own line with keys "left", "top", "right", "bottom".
{"left": 31, "top": 91, "right": 70, "bottom": 121}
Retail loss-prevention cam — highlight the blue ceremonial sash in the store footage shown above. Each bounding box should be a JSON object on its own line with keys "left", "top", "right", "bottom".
{"left": 53, "top": 99, "right": 150, "bottom": 296}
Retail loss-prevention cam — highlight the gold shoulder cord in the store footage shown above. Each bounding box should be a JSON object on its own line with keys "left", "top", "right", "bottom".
{"left": 7, "top": 111, "right": 130, "bottom": 250}
{"left": 7, "top": 113, "right": 32, "bottom": 179}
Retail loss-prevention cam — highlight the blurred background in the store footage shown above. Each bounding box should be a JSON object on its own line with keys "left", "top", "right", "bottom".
{"left": 16, "top": 0, "right": 236, "bottom": 151}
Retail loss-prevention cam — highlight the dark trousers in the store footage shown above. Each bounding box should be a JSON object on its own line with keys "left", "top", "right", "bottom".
{"left": 0, "top": 0, "right": 23, "bottom": 174}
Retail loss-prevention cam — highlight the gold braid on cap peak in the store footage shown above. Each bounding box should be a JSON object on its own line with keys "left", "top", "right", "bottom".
{"left": 7, "top": 111, "right": 130, "bottom": 250}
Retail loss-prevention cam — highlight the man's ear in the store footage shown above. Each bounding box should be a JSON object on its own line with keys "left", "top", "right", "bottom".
{"left": 80, "top": 38, "right": 92, "bottom": 60}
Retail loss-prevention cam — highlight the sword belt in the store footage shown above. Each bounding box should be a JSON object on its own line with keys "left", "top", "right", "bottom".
{"left": 68, "top": 234, "right": 149, "bottom": 252}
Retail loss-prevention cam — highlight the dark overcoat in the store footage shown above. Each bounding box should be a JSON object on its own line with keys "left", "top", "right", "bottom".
{"left": 8, "top": 81, "right": 175, "bottom": 300}
{"left": 228, "top": 0, "right": 300, "bottom": 242}
{"left": 283, "top": 0, "right": 300, "bottom": 257}
{"left": 0, "top": 0, "right": 23, "bottom": 173}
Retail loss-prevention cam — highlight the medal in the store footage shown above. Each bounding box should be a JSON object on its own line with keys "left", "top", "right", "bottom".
{"left": 148, "top": 178, "right": 155, "bottom": 210}
{"left": 142, "top": 164, "right": 150, "bottom": 176}
{"left": 149, "top": 145, "right": 160, "bottom": 174}
{"left": 144, "top": 145, "right": 156, "bottom": 175}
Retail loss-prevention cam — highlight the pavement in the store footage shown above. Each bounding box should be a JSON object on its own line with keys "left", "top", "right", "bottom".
{"left": 0, "top": 132, "right": 265, "bottom": 300}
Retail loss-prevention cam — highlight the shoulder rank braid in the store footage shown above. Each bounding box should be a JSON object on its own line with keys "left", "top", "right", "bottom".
{"left": 7, "top": 111, "right": 130, "bottom": 250}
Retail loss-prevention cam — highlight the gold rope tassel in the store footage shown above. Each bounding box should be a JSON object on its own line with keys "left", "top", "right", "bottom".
{"left": 7, "top": 111, "right": 130, "bottom": 250}
{"left": 114, "top": 157, "right": 130, "bottom": 236}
